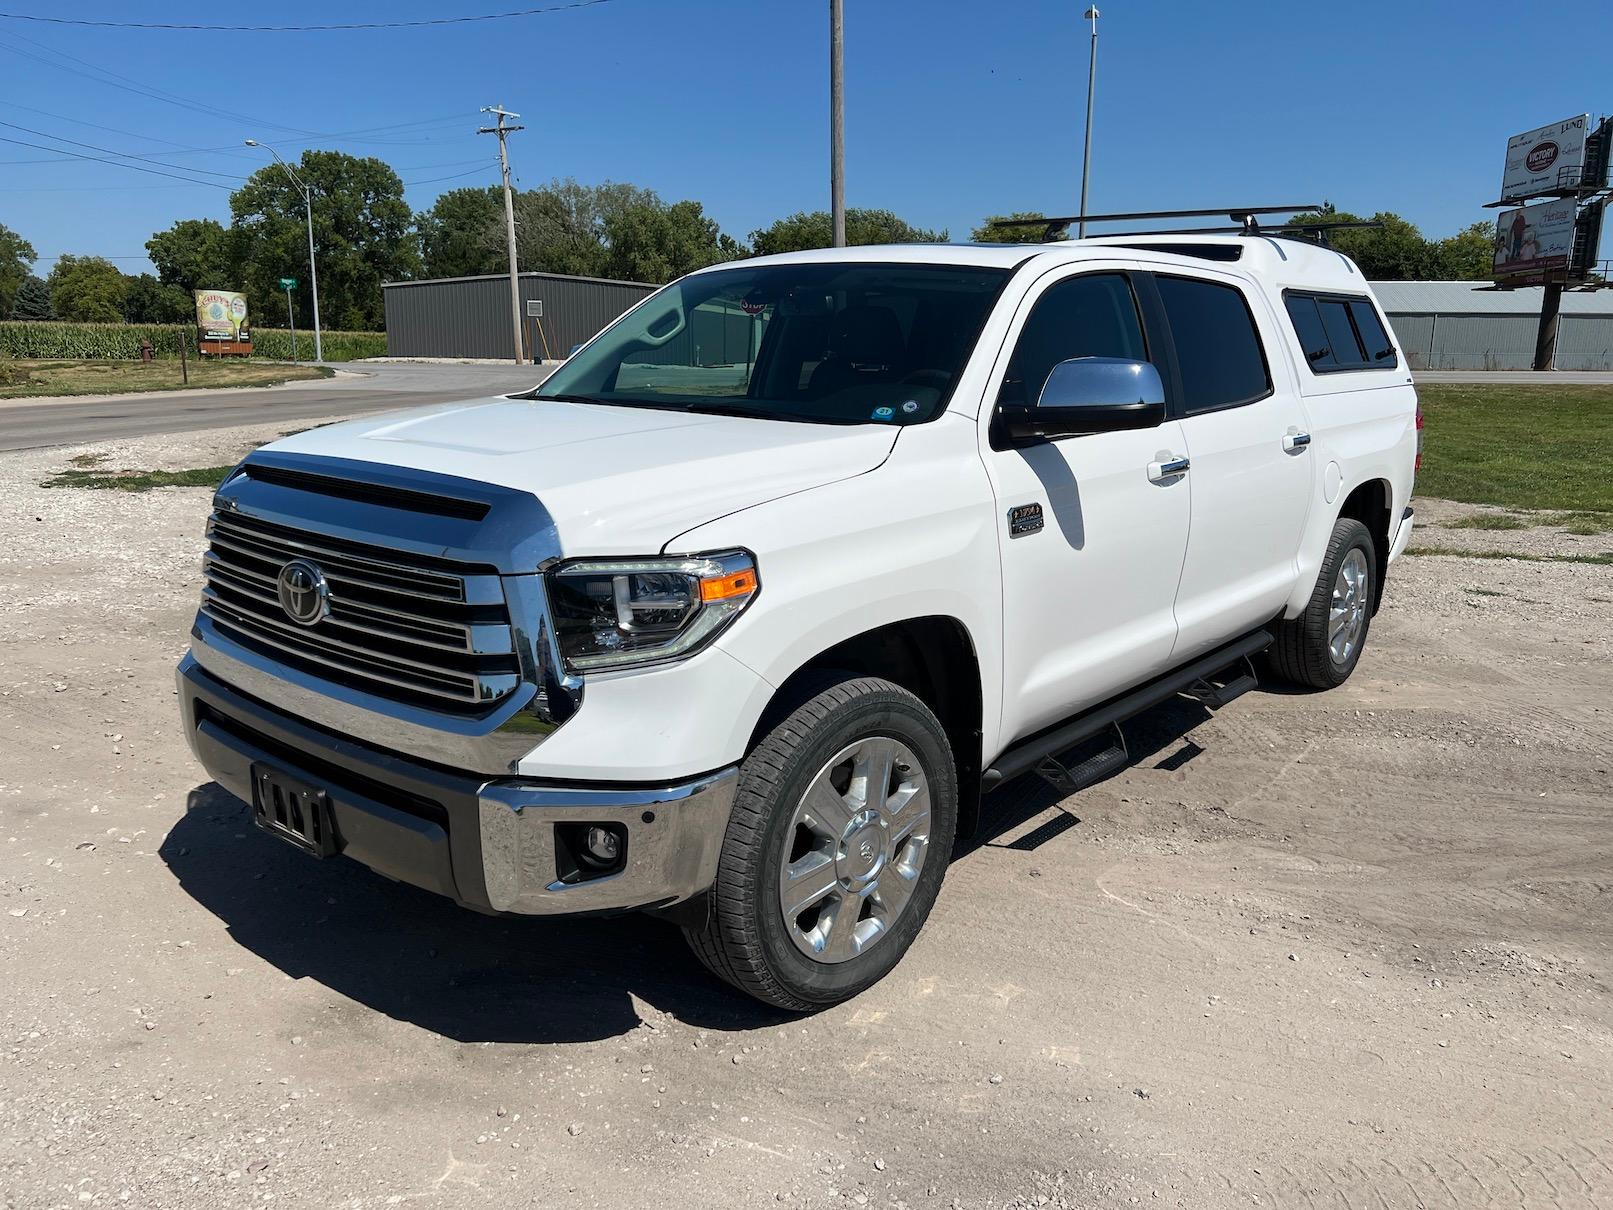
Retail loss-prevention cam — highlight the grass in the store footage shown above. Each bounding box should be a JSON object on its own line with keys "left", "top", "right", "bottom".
{"left": 1417, "top": 384, "right": 1613, "bottom": 513}
{"left": 1406, "top": 545, "right": 1613, "bottom": 566}
{"left": 0, "top": 358, "right": 332, "bottom": 399}
{"left": 1439, "top": 514, "right": 1530, "bottom": 530}
{"left": 43, "top": 465, "right": 234, "bottom": 492}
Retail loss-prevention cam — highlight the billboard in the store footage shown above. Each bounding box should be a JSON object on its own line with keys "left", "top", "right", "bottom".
{"left": 194, "top": 289, "right": 250, "bottom": 341}
{"left": 1493, "top": 200, "right": 1577, "bottom": 280}
{"left": 1500, "top": 115, "right": 1590, "bottom": 201}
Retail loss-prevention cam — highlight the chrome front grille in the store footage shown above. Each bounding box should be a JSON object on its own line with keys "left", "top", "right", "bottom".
{"left": 199, "top": 511, "right": 520, "bottom": 709}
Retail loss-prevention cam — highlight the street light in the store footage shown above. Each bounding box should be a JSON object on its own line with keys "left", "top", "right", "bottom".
{"left": 1077, "top": 6, "right": 1098, "bottom": 238}
{"left": 244, "top": 139, "right": 324, "bottom": 363}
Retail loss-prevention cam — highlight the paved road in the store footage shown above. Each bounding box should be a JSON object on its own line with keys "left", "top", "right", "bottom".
{"left": 0, "top": 362, "right": 553, "bottom": 452}
{"left": 1414, "top": 369, "right": 1613, "bottom": 384}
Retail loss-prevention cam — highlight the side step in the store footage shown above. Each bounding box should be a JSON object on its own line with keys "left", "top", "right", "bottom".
{"left": 982, "top": 629, "right": 1272, "bottom": 791}
{"left": 1034, "top": 724, "right": 1129, "bottom": 796}
{"left": 1182, "top": 656, "right": 1258, "bottom": 710}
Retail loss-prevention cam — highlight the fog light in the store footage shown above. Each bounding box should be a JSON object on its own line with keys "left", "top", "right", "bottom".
{"left": 583, "top": 825, "right": 621, "bottom": 866}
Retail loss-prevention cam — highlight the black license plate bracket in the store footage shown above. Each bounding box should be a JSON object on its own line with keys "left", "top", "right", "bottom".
{"left": 250, "top": 762, "right": 338, "bottom": 858}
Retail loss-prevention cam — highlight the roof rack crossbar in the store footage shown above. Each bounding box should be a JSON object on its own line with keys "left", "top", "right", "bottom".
{"left": 991, "top": 204, "right": 1325, "bottom": 230}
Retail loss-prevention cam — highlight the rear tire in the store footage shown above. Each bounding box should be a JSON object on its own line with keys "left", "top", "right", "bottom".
{"left": 684, "top": 676, "right": 958, "bottom": 1011}
{"left": 1270, "top": 517, "right": 1376, "bottom": 690}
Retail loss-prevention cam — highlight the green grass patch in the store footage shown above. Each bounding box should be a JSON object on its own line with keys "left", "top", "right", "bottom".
{"left": 1464, "top": 586, "right": 1508, "bottom": 597}
{"left": 1416, "top": 385, "right": 1613, "bottom": 512}
{"left": 0, "top": 321, "right": 384, "bottom": 362}
{"left": 1406, "top": 545, "right": 1613, "bottom": 566}
{"left": 0, "top": 358, "right": 332, "bottom": 399}
{"left": 43, "top": 465, "right": 234, "bottom": 492}
{"left": 1439, "top": 514, "right": 1530, "bottom": 530}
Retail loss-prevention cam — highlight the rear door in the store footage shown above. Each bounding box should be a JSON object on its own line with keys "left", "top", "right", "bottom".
{"left": 1148, "top": 269, "right": 1314, "bottom": 659}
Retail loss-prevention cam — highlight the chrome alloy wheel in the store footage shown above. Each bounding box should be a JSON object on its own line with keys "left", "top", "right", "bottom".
{"left": 1329, "top": 547, "right": 1370, "bottom": 665}
{"left": 778, "top": 736, "right": 932, "bottom": 964}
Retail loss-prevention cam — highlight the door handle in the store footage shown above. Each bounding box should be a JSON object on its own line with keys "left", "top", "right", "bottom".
{"left": 1283, "top": 431, "right": 1312, "bottom": 452}
{"left": 1147, "top": 456, "right": 1190, "bottom": 483}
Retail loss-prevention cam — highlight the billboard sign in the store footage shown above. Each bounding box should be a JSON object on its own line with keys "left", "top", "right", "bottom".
{"left": 1493, "top": 199, "right": 1577, "bottom": 281}
{"left": 1500, "top": 114, "right": 1590, "bottom": 200}
{"left": 194, "top": 289, "right": 250, "bottom": 341}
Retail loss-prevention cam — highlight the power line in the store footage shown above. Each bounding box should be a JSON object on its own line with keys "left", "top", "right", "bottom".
{"left": 0, "top": 117, "right": 247, "bottom": 179}
{"left": 0, "top": 1, "right": 611, "bottom": 33}
{"left": 401, "top": 165, "right": 497, "bottom": 187}
{"left": 0, "top": 133, "right": 229, "bottom": 188}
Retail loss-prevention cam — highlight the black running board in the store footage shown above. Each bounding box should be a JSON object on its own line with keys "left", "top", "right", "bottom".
{"left": 981, "top": 629, "right": 1272, "bottom": 791}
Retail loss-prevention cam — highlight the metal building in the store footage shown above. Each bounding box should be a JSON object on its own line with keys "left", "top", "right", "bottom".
{"left": 382, "top": 271, "right": 656, "bottom": 361}
{"left": 1371, "top": 280, "right": 1613, "bottom": 371}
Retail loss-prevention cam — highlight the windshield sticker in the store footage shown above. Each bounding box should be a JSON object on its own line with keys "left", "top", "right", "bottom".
{"left": 872, "top": 406, "right": 895, "bottom": 421}
{"left": 901, "top": 399, "right": 920, "bottom": 414}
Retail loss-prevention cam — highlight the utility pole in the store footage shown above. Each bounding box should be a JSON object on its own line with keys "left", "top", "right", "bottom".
{"left": 1077, "top": 6, "right": 1099, "bottom": 238}
{"left": 830, "top": 0, "right": 845, "bottom": 247}
{"left": 244, "top": 140, "right": 323, "bottom": 362}
{"left": 479, "top": 105, "right": 526, "bottom": 365}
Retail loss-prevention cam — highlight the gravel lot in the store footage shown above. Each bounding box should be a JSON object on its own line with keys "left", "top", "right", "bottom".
{"left": 2, "top": 422, "right": 1610, "bottom": 1209}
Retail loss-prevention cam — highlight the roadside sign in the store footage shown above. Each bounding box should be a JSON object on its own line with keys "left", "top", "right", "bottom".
{"left": 1493, "top": 199, "right": 1576, "bottom": 281}
{"left": 526, "top": 299, "right": 543, "bottom": 317}
{"left": 279, "top": 277, "right": 298, "bottom": 290}
{"left": 1499, "top": 115, "right": 1590, "bottom": 201}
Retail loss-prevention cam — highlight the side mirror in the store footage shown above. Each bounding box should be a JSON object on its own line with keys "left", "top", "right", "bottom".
{"left": 999, "top": 356, "right": 1167, "bottom": 443}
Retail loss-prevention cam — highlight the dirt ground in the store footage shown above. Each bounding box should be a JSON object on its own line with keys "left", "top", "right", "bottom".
{"left": 2, "top": 421, "right": 1610, "bottom": 1210}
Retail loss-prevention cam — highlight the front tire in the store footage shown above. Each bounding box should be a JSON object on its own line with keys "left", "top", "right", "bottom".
{"left": 684, "top": 676, "right": 958, "bottom": 1011}
{"left": 1270, "top": 516, "right": 1376, "bottom": 689}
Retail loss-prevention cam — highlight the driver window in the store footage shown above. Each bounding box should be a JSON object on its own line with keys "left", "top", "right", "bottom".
{"left": 1000, "top": 273, "right": 1146, "bottom": 406}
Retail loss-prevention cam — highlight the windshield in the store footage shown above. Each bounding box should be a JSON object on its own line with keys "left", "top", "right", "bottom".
{"left": 536, "top": 261, "right": 1009, "bottom": 426}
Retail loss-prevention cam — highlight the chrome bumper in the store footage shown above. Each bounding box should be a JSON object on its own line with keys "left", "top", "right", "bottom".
{"left": 178, "top": 653, "right": 737, "bottom": 917}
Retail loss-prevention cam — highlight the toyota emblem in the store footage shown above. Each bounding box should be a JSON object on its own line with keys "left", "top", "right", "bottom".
{"left": 276, "top": 558, "right": 330, "bottom": 626}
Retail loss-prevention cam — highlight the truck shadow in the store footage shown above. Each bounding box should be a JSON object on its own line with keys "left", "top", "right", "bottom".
{"left": 161, "top": 784, "right": 789, "bottom": 1044}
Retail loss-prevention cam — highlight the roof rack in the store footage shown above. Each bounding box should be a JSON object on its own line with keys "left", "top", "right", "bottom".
{"left": 990, "top": 205, "right": 1382, "bottom": 246}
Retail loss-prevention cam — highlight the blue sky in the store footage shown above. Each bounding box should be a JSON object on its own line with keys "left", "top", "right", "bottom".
{"left": 2, "top": 0, "right": 1609, "bottom": 276}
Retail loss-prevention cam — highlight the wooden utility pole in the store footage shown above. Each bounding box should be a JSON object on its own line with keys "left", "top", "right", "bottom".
{"left": 479, "top": 105, "right": 527, "bottom": 365}
{"left": 829, "top": 0, "right": 845, "bottom": 247}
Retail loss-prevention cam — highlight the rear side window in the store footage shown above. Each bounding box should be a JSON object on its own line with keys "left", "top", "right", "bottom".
{"left": 1155, "top": 275, "right": 1271, "bottom": 413}
{"left": 1284, "top": 291, "right": 1398, "bottom": 372}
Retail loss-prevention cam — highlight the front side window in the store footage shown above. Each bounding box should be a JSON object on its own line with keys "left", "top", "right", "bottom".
{"left": 1155, "top": 274, "right": 1271, "bottom": 413}
{"left": 998, "top": 273, "right": 1146, "bottom": 407}
{"left": 537, "top": 262, "right": 1008, "bottom": 426}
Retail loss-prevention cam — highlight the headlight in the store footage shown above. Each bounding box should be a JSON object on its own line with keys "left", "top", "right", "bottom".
{"left": 546, "top": 551, "right": 758, "bottom": 671}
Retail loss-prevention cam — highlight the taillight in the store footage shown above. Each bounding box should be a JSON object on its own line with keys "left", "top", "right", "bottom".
{"left": 1414, "top": 402, "right": 1424, "bottom": 474}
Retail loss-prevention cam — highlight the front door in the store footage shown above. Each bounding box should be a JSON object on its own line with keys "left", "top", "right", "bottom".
{"left": 981, "top": 266, "right": 1192, "bottom": 748}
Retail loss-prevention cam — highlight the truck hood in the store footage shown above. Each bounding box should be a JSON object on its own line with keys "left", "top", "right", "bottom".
{"left": 265, "top": 396, "right": 897, "bottom": 554}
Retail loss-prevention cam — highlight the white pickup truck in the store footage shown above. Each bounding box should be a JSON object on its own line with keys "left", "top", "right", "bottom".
{"left": 178, "top": 234, "right": 1418, "bottom": 1009}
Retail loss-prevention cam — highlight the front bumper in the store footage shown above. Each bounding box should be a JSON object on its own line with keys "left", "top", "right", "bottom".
{"left": 177, "top": 653, "right": 737, "bottom": 916}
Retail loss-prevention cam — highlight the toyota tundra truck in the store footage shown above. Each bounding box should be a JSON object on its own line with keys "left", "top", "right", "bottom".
{"left": 178, "top": 233, "right": 1418, "bottom": 1010}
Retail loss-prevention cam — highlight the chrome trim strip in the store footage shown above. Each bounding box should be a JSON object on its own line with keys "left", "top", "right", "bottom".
{"left": 478, "top": 767, "right": 739, "bottom": 913}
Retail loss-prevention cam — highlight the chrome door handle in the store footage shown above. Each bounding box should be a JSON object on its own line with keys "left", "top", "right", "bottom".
{"left": 1283, "top": 431, "right": 1312, "bottom": 452}
{"left": 1147, "top": 456, "right": 1190, "bottom": 483}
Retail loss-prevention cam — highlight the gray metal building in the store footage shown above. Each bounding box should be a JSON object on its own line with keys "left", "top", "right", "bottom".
{"left": 1371, "top": 280, "right": 1613, "bottom": 371}
{"left": 382, "top": 271, "right": 656, "bottom": 361}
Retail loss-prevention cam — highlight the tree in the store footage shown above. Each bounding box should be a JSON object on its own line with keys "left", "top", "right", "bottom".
{"left": 231, "top": 151, "right": 419, "bottom": 329}
{"left": 1, "top": 220, "right": 36, "bottom": 319}
{"left": 510, "top": 179, "right": 642, "bottom": 279}
{"left": 602, "top": 198, "right": 742, "bottom": 283}
{"left": 47, "top": 255, "right": 128, "bottom": 322}
{"left": 146, "top": 218, "right": 236, "bottom": 296}
{"left": 750, "top": 208, "right": 947, "bottom": 256}
{"left": 971, "top": 212, "right": 1054, "bottom": 244}
{"left": 10, "top": 274, "right": 53, "bottom": 320}
{"left": 1431, "top": 221, "right": 1497, "bottom": 281}
{"left": 124, "top": 273, "right": 192, "bottom": 323}
{"left": 417, "top": 186, "right": 504, "bottom": 279}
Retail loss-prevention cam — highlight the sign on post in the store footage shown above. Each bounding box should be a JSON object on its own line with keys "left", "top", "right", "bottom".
{"left": 1499, "top": 115, "right": 1590, "bottom": 201}
{"left": 279, "top": 277, "right": 298, "bottom": 290}
{"left": 194, "top": 289, "right": 251, "bottom": 357}
{"left": 1493, "top": 199, "right": 1577, "bottom": 282}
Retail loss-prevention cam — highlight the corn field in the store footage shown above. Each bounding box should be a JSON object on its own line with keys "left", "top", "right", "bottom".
{"left": 0, "top": 322, "right": 386, "bottom": 363}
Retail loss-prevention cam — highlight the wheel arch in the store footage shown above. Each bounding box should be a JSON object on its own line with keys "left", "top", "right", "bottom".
{"left": 1337, "top": 477, "right": 1393, "bottom": 610}
{"left": 749, "top": 616, "right": 985, "bottom": 841}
